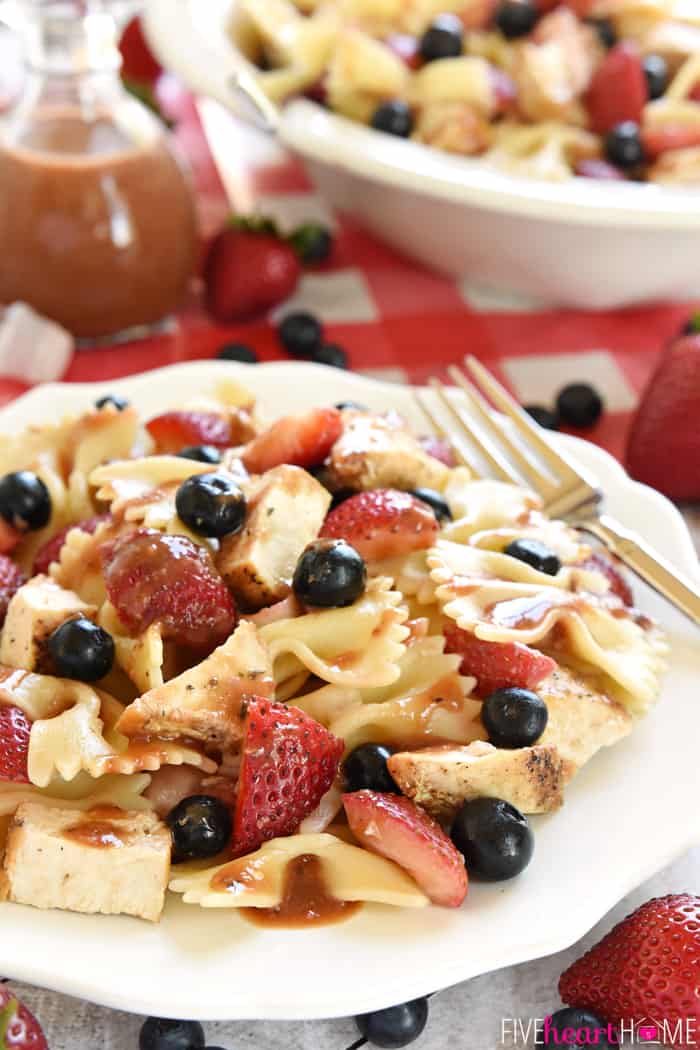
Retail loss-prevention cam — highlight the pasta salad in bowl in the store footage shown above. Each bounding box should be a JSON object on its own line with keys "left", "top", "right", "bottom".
{"left": 143, "top": 0, "right": 700, "bottom": 308}
{"left": 230, "top": 0, "right": 700, "bottom": 186}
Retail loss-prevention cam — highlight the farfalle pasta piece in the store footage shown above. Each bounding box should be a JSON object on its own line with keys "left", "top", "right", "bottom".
{"left": 259, "top": 577, "right": 410, "bottom": 689}
{"left": 0, "top": 668, "right": 215, "bottom": 787}
{"left": 50, "top": 518, "right": 111, "bottom": 606}
{"left": 430, "top": 539, "right": 667, "bottom": 713}
{"left": 368, "top": 550, "right": 437, "bottom": 606}
{"left": 442, "top": 474, "right": 540, "bottom": 542}
{"left": 468, "top": 515, "right": 593, "bottom": 567}
{"left": 98, "top": 601, "right": 165, "bottom": 694}
{"left": 65, "top": 405, "right": 139, "bottom": 521}
{"left": 0, "top": 773, "right": 153, "bottom": 819}
{"left": 326, "top": 28, "right": 410, "bottom": 122}
{"left": 169, "top": 832, "right": 429, "bottom": 909}
{"left": 410, "top": 56, "right": 497, "bottom": 115}
{"left": 485, "top": 122, "right": 599, "bottom": 180}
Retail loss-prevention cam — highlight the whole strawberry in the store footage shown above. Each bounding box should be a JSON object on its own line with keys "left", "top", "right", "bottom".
{"left": 559, "top": 894, "right": 700, "bottom": 1043}
{"left": 0, "top": 986, "right": 48, "bottom": 1050}
{"left": 204, "top": 220, "right": 301, "bottom": 323}
{"left": 626, "top": 334, "right": 700, "bottom": 501}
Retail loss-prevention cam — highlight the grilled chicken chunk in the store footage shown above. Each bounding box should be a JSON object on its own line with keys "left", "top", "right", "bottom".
{"left": 537, "top": 665, "right": 632, "bottom": 779}
{"left": 2, "top": 803, "right": 170, "bottom": 922}
{"left": 0, "top": 576, "right": 96, "bottom": 673}
{"left": 217, "top": 465, "right": 331, "bottom": 611}
{"left": 116, "top": 620, "right": 273, "bottom": 746}
{"left": 388, "top": 740, "right": 565, "bottom": 817}
{"left": 326, "top": 412, "right": 449, "bottom": 493}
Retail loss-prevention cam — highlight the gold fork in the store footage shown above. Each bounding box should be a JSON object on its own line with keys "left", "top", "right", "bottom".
{"left": 416, "top": 355, "right": 700, "bottom": 626}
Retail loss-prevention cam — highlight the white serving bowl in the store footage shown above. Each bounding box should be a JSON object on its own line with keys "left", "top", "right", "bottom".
{"left": 143, "top": 0, "right": 700, "bottom": 310}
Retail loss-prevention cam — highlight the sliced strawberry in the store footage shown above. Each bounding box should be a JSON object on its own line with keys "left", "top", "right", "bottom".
{"left": 0, "top": 984, "right": 48, "bottom": 1049}
{"left": 242, "top": 407, "right": 342, "bottom": 474}
{"left": 642, "top": 124, "right": 700, "bottom": 159}
{"left": 32, "top": 515, "right": 108, "bottom": 577}
{"left": 444, "top": 624, "right": 556, "bottom": 697}
{"left": 490, "top": 67, "right": 517, "bottom": 114}
{"left": 0, "top": 520, "right": 22, "bottom": 555}
{"left": 0, "top": 556, "right": 25, "bottom": 629}
{"left": 579, "top": 550, "right": 634, "bottom": 607}
{"left": 0, "top": 705, "right": 31, "bottom": 784}
{"left": 691, "top": 82, "right": 700, "bottom": 103}
{"left": 418, "top": 435, "right": 458, "bottom": 468}
{"left": 101, "top": 529, "right": 237, "bottom": 648}
{"left": 233, "top": 697, "right": 343, "bottom": 856}
{"left": 320, "top": 489, "right": 438, "bottom": 561}
{"left": 146, "top": 410, "right": 234, "bottom": 453}
{"left": 343, "top": 791, "right": 468, "bottom": 908}
{"left": 585, "top": 43, "right": 647, "bottom": 136}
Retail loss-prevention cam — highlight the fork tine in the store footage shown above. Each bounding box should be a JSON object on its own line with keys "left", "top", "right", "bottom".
{"left": 413, "top": 388, "right": 482, "bottom": 477}
{"left": 464, "top": 356, "right": 594, "bottom": 490}
{"left": 446, "top": 365, "right": 559, "bottom": 497}
{"left": 429, "top": 378, "right": 521, "bottom": 485}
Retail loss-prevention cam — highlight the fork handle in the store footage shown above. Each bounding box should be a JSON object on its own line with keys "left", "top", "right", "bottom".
{"left": 580, "top": 515, "right": 700, "bottom": 626}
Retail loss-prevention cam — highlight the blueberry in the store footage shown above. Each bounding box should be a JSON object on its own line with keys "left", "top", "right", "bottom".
{"left": 556, "top": 382, "right": 604, "bottom": 428}
{"left": 419, "top": 14, "right": 463, "bottom": 62}
{"left": 289, "top": 222, "right": 334, "bottom": 264}
{"left": 585, "top": 17, "right": 616, "bottom": 48}
{"left": 524, "top": 404, "right": 560, "bottom": 431}
{"left": 177, "top": 445, "right": 222, "bottom": 464}
{"left": 278, "top": 311, "right": 324, "bottom": 358}
{"left": 495, "top": 0, "right": 538, "bottom": 39}
{"left": 411, "top": 487, "right": 452, "bottom": 524}
{"left": 547, "top": 1009, "right": 615, "bottom": 1050}
{"left": 47, "top": 616, "right": 115, "bottom": 682}
{"left": 604, "top": 121, "right": 645, "bottom": 169}
{"left": 643, "top": 54, "right": 668, "bottom": 101}
{"left": 504, "top": 537, "right": 561, "bottom": 576}
{"left": 482, "top": 687, "right": 548, "bottom": 749}
{"left": 356, "top": 998, "right": 429, "bottom": 1048}
{"left": 335, "top": 401, "right": 367, "bottom": 411}
{"left": 217, "top": 342, "right": 258, "bottom": 364}
{"left": 175, "top": 473, "right": 247, "bottom": 538}
{"left": 293, "top": 538, "right": 367, "bottom": 608}
{"left": 313, "top": 344, "right": 348, "bottom": 369}
{"left": 95, "top": 394, "right": 129, "bottom": 411}
{"left": 139, "top": 1017, "right": 205, "bottom": 1050}
{"left": 345, "top": 744, "right": 398, "bottom": 793}
{"left": 167, "top": 795, "right": 233, "bottom": 864}
{"left": 371, "top": 100, "right": 414, "bottom": 138}
{"left": 450, "top": 797, "right": 533, "bottom": 881}
{"left": 0, "top": 471, "right": 51, "bottom": 532}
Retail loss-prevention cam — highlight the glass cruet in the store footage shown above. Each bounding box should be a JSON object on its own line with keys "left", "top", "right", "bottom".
{"left": 0, "top": 0, "right": 198, "bottom": 340}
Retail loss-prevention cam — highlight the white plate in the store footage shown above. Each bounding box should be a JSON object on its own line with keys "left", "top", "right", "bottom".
{"left": 142, "top": 0, "right": 700, "bottom": 309}
{"left": 1, "top": 361, "right": 699, "bottom": 1022}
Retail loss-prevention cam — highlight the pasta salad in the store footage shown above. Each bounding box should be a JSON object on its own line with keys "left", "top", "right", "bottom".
{"left": 231, "top": 0, "right": 700, "bottom": 183}
{"left": 0, "top": 383, "right": 666, "bottom": 924}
